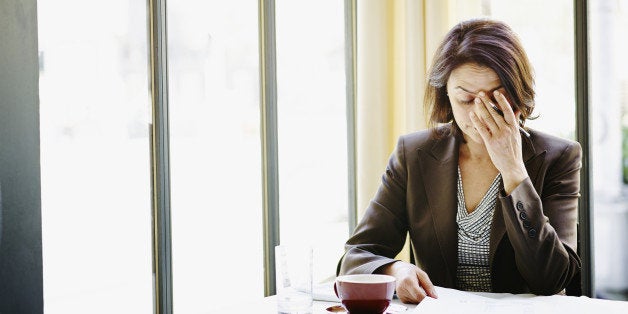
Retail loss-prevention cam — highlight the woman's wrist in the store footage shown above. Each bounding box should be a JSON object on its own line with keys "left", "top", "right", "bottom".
{"left": 378, "top": 260, "right": 402, "bottom": 277}
{"left": 501, "top": 164, "right": 528, "bottom": 195}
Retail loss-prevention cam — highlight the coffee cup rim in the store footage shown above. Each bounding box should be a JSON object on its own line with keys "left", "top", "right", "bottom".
{"left": 335, "top": 274, "right": 395, "bottom": 284}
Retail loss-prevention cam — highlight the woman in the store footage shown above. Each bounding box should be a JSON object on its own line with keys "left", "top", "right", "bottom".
{"left": 337, "top": 18, "right": 581, "bottom": 303}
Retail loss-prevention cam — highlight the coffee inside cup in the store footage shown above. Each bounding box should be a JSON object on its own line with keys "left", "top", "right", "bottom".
{"left": 334, "top": 274, "right": 396, "bottom": 314}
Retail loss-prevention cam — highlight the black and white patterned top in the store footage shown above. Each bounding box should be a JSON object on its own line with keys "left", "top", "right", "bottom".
{"left": 455, "top": 166, "right": 502, "bottom": 292}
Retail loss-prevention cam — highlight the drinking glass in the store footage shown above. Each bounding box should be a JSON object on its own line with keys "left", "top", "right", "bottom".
{"left": 275, "top": 245, "right": 313, "bottom": 314}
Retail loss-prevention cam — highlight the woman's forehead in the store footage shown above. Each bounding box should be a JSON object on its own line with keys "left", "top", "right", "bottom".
{"left": 448, "top": 63, "right": 501, "bottom": 92}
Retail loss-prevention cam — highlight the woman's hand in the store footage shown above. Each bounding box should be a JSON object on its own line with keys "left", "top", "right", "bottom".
{"left": 379, "top": 261, "right": 438, "bottom": 303}
{"left": 469, "top": 90, "right": 528, "bottom": 194}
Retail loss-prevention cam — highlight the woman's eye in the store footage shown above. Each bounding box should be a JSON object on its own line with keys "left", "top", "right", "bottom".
{"left": 459, "top": 99, "right": 474, "bottom": 105}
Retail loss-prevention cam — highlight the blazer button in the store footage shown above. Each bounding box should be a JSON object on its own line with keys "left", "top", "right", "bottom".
{"left": 523, "top": 220, "right": 531, "bottom": 229}
{"left": 528, "top": 228, "right": 537, "bottom": 238}
{"left": 519, "top": 211, "right": 527, "bottom": 220}
{"left": 516, "top": 201, "right": 524, "bottom": 211}
{"left": 386, "top": 168, "right": 394, "bottom": 178}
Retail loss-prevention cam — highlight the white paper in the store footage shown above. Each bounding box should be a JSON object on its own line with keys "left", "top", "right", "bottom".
{"left": 412, "top": 286, "right": 628, "bottom": 314}
{"left": 311, "top": 281, "right": 340, "bottom": 302}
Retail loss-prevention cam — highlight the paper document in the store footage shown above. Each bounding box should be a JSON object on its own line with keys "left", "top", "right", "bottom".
{"left": 311, "top": 281, "right": 340, "bottom": 302}
{"left": 413, "top": 286, "right": 628, "bottom": 314}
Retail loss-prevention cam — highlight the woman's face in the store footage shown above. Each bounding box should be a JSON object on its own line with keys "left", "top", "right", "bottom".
{"left": 446, "top": 63, "right": 508, "bottom": 144}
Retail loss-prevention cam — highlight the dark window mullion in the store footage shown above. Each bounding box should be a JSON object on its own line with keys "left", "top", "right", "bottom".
{"left": 574, "top": 0, "right": 593, "bottom": 298}
{"left": 259, "top": 0, "right": 280, "bottom": 297}
{"left": 148, "top": 0, "right": 173, "bottom": 312}
{"left": 345, "top": 0, "right": 358, "bottom": 234}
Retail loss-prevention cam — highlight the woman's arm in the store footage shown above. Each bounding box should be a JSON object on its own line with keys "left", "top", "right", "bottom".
{"left": 500, "top": 141, "right": 582, "bottom": 295}
{"left": 338, "top": 136, "right": 410, "bottom": 275}
{"left": 337, "top": 136, "right": 437, "bottom": 303}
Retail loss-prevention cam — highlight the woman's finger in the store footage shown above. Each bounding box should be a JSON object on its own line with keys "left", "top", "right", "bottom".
{"left": 493, "top": 90, "right": 518, "bottom": 126}
{"left": 396, "top": 274, "right": 427, "bottom": 303}
{"left": 474, "top": 96, "right": 500, "bottom": 131}
{"left": 477, "top": 91, "right": 504, "bottom": 128}
{"left": 416, "top": 269, "right": 438, "bottom": 298}
{"left": 469, "top": 111, "right": 492, "bottom": 142}
{"left": 408, "top": 285, "right": 427, "bottom": 303}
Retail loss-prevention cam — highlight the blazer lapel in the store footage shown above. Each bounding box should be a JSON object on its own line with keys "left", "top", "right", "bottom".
{"left": 418, "top": 134, "right": 459, "bottom": 287}
{"left": 489, "top": 132, "right": 547, "bottom": 266}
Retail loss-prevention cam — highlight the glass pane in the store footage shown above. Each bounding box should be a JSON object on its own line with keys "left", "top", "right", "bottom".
{"left": 451, "top": 0, "right": 576, "bottom": 139}
{"left": 589, "top": 0, "right": 628, "bottom": 301}
{"left": 38, "top": 1, "right": 153, "bottom": 312}
{"left": 276, "top": 0, "right": 349, "bottom": 283}
{"left": 167, "top": 1, "right": 263, "bottom": 312}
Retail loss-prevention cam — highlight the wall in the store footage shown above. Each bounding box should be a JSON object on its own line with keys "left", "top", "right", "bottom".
{"left": 0, "top": 0, "right": 43, "bottom": 312}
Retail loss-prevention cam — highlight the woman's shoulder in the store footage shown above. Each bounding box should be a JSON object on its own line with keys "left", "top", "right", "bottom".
{"left": 528, "top": 129, "right": 580, "bottom": 148}
{"left": 527, "top": 128, "right": 582, "bottom": 159}
{"left": 398, "top": 125, "right": 455, "bottom": 152}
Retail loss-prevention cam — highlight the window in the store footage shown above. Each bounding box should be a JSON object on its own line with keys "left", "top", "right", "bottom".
{"left": 275, "top": 0, "right": 349, "bottom": 283}
{"left": 38, "top": 1, "right": 153, "bottom": 312}
{"left": 167, "top": 1, "right": 263, "bottom": 312}
{"left": 38, "top": 1, "right": 353, "bottom": 311}
{"left": 589, "top": 0, "right": 628, "bottom": 300}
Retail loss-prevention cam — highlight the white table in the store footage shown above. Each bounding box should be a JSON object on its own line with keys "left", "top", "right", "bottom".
{"left": 211, "top": 295, "right": 409, "bottom": 313}
{"left": 210, "top": 285, "right": 628, "bottom": 313}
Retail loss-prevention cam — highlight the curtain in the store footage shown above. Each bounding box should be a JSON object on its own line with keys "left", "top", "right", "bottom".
{"left": 356, "top": 0, "right": 484, "bottom": 260}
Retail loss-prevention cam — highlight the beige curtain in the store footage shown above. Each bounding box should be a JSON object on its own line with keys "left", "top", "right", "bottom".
{"left": 356, "top": 0, "right": 483, "bottom": 260}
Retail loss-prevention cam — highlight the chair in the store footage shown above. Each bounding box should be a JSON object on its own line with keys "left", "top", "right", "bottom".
{"left": 0, "top": 182, "right": 2, "bottom": 248}
{"left": 566, "top": 223, "right": 590, "bottom": 296}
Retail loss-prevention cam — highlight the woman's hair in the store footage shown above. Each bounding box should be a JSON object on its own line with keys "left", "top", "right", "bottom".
{"left": 425, "top": 18, "right": 535, "bottom": 137}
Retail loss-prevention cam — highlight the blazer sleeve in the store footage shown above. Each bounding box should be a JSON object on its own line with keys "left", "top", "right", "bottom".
{"left": 337, "top": 137, "right": 410, "bottom": 275}
{"left": 499, "top": 140, "right": 582, "bottom": 295}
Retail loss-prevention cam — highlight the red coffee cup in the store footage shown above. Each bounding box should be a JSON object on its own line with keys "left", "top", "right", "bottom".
{"left": 334, "top": 274, "right": 396, "bottom": 314}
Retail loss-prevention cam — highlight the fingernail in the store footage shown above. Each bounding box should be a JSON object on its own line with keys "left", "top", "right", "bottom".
{"left": 474, "top": 98, "right": 481, "bottom": 104}
{"left": 494, "top": 90, "right": 500, "bottom": 97}
{"left": 479, "top": 91, "right": 485, "bottom": 97}
{"left": 431, "top": 289, "right": 438, "bottom": 297}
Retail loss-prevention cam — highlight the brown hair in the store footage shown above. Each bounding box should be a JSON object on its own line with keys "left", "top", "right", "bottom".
{"left": 425, "top": 18, "right": 535, "bottom": 138}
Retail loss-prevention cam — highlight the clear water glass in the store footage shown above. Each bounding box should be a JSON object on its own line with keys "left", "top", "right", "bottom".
{"left": 275, "top": 245, "right": 313, "bottom": 314}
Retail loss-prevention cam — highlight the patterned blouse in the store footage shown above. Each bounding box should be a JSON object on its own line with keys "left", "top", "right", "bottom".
{"left": 455, "top": 166, "right": 502, "bottom": 292}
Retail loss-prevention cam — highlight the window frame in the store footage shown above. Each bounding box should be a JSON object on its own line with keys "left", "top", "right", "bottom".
{"left": 148, "top": 0, "right": 358, "bottom": 303}
{"left": 574, "top": 0, "right": 593, "bottom": 298}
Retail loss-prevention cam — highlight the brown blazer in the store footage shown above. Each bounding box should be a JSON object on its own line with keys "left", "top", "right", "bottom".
{"left": 338, "top": 126, "right": 582, "bottom": 295}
